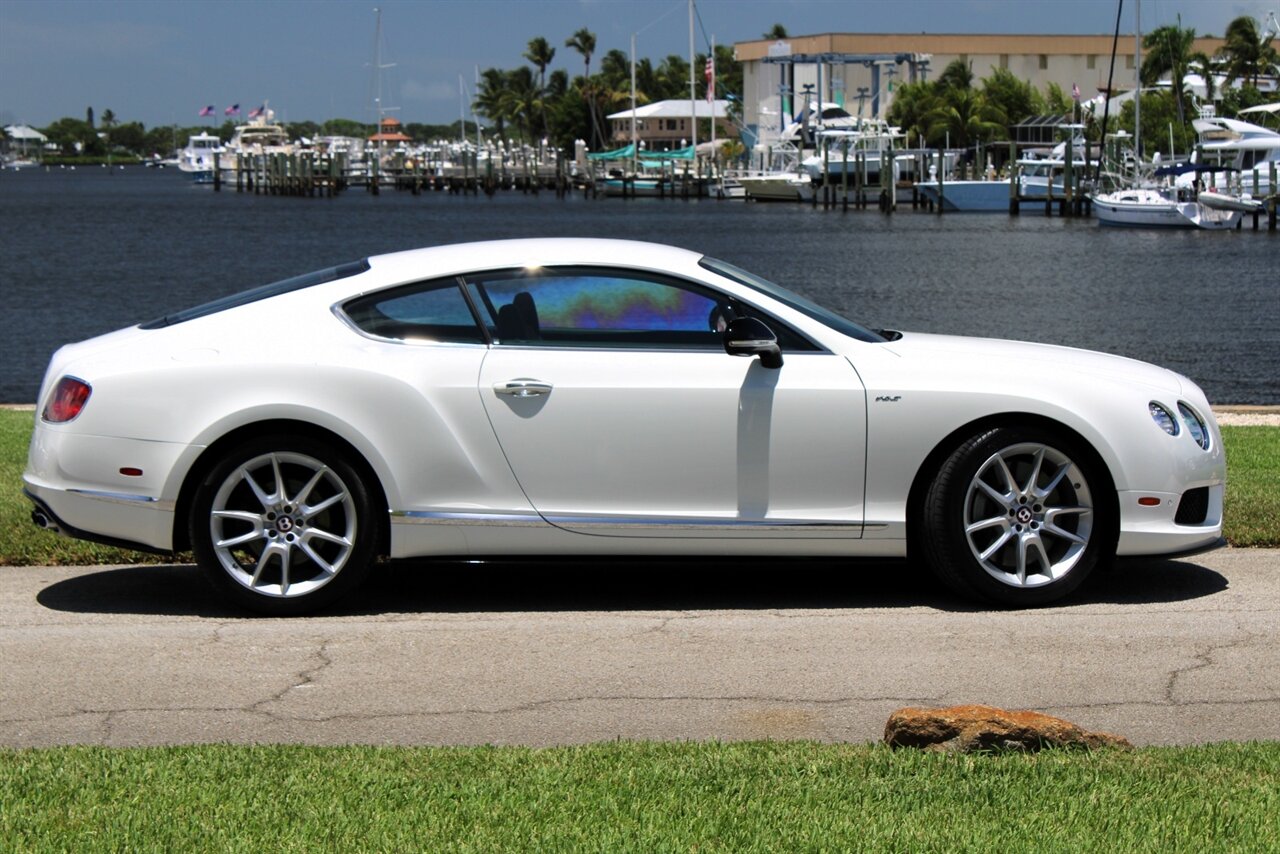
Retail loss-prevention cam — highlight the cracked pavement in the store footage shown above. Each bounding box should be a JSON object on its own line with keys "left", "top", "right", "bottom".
{"left": 2, "top": 549, "right": 1278, "bottom": 748}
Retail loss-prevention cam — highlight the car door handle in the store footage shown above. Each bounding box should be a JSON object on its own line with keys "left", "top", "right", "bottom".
{"left": 493, "top": 379, "right": 553, "bottom": 398}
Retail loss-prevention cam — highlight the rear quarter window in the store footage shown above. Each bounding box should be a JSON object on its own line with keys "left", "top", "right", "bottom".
{"left": 341, "top": 278, "right": 485, "bottom": 344}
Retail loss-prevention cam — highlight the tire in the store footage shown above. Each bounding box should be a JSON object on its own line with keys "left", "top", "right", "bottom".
{"left": 921, "top": 426, "right": 1113, "bottom": 607}
{"left": 190, "top": 436, "right": 378, "bottom": 615}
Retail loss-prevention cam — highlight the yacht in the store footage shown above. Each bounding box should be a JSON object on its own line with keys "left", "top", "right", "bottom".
{"left": 177, "top": 131, "right": 223, "bottom": 182}
{"left": 1185, "top": 107, "right": 1280, "bottom": 196}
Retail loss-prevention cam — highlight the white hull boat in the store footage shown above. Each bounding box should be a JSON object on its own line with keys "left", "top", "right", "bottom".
{"left": 1092, "top": 187, "right": 1241, "bottom": 230}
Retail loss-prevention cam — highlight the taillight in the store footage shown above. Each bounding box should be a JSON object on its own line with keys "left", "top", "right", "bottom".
{"left": 42, "top": 377, "right": 92, "bottom": 423}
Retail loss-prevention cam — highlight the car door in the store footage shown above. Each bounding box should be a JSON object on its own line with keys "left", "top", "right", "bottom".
{"left": 470, "top": 266, "right": 868, "bottom": 539}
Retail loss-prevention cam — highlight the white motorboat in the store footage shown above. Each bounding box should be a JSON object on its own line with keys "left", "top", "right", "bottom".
{"left": 177, "top": 131, "right": 222, "bottom": 182}
{"left": 1186, "top": 107, "right": 1280, "bottom": 196}
{"left": 737, "top": 170, "right": 812, "bottom": 202}
{"left": 225, "top": 111, "right": 291, "bottom": 157}
{"left": 1092, "top": 186, "right": 1242, "bottom": 230}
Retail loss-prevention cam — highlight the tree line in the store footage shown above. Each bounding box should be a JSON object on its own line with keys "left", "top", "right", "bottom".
{"left": 21, "top": 17, "right": 1274, "bottom": 162}
{"left": 472, "top": 27, "right": 742, "bottom": 151}
{"left": 887, "top": 14, "right": 1277, "bottom": 156}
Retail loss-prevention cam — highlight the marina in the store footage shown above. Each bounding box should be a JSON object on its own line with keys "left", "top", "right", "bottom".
{"left": 1, "top": 165, "right": 1275, "bottom": 408}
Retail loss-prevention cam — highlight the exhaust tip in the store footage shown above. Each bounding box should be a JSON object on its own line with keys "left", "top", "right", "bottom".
{"left": 31, "top": 509, "right": 54, "bottom": 531}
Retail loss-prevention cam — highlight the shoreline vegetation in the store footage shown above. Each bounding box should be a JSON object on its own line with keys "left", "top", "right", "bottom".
{"left": 11, "top": 16, "right": 1278, "bottom": 169}
{"left": 2, "top": 409, "right": 1276, "bottom": 565}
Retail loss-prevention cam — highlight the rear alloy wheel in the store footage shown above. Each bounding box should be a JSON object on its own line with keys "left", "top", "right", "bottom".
{"left": 922, "top": 427, "right": 1111, "bottom": 606}
{"left": 191, "top": 438, "right": 376, "bottom": 615}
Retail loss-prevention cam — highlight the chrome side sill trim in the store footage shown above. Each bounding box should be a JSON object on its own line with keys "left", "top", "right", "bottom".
{"left": 546, "top": 515, "right": 863, "bottom": 533}
{"left": 390, "top": 509, "right": 877, "bottom": 534}
{"left": 391, "top": 510, "right": 546, "bottom": 527}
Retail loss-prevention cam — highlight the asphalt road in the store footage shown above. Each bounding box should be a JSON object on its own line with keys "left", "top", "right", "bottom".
{"left": 3, "top": 549, "right": 1278, "bottom": 749}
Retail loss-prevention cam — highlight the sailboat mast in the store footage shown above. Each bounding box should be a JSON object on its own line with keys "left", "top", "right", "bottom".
{"left": 710, "top": 35, "right": 716, "bottom": 153}
{"left": 1134, "top": 0, "right": 1141, "bottom": 180}
{"left": 631, "top": 33, "right": 638, "bottom": 178}
{"left": 688, "top": 0, "right": 697, "bottom": 154}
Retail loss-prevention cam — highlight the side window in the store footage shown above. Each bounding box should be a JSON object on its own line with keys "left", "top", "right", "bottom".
{"left": 341, "top": 278, "right": 484, "bottom": 344}
{"left": 465, "top": 268, "right": 728, "bottom": 349}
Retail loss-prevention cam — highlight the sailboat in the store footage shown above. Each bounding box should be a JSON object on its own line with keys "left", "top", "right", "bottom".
{"left": 1092, "top": 3, "right": 1246, "bottom": 229}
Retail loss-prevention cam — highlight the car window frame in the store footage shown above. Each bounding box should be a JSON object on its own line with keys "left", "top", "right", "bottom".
{"left": 335, "top": 275, "right": 491, "bottom": 347}
{"left": 460, "top": 265, "right": 823, "bottom": 354}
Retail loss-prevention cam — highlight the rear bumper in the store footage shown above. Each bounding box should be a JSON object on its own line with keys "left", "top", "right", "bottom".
{"left": 22, "top": 482, "right": 175, "bottom": 553}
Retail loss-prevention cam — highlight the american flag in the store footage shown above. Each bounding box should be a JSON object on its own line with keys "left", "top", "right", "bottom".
{"left": 224, "top": 104, "right": 240, "bottom": 116}
{"left": 248, "top": 104, "right": 265, "bottom": 118}
{"left": 705, "top": 57, "right": 715, "bottom": 103}
{"left": 198, "top": 105, "right": 215, "bottom": 117}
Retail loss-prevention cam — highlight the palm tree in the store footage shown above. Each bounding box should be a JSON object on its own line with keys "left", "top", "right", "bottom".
{"left": 763, "top": 24, "right": 788, "bottom": 40}
{"left": 886, "top": 81, "right": 938, "bottom": 147}
{"left": 524, "top": 36, "right": 556, "bottom": 137}
{"left": 935, "top": 58, "right": 975, "bottom": 91}
{"left": 924, "top": 88, "right": 1006, "bottom": 149}
{"left": 500, "top": 67, "right": 539, "bottom": 144}
{"left": 1142, "top": 24, "right": 1196, "bottom": 124}
{"left": 474, "top": 67, "right": 511, "bottom": 140}
{"left": 1188, "top": 52, "right": 1218, "bottom": 102}
{"left": 565, "top": 27, "right": 600, "bottom": 146}
{"left": 1220, "top": 15, "right": 1279, "bottom": 88}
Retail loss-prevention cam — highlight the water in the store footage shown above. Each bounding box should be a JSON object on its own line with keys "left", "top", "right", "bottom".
{"left": 2, "top": 166, "right": 1276, "bottom": 403}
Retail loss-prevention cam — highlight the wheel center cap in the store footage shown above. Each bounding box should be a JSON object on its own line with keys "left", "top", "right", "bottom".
{"left": 1015, "top": 507, "right": 1034, "bottom": 525}
{"left": 275, "top": 516, "right": 295, "bottom": 533}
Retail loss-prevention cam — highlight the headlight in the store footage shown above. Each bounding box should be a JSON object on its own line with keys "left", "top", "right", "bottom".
{"left": 1178, "top": 402, "right": 1210, "bottom": 450}
{"left": 1149, "top": 402, "right": 1179, "bottom": 436}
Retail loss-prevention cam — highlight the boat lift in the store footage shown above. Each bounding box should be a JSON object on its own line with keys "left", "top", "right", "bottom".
{"left": 760, "top": 49, "right": 932, "bottom": 133}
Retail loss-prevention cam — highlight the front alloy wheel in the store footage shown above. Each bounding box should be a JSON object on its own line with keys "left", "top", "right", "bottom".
{"left": 922, "top": 427, "right": 1112, "bottom": 607}
{"left": 962, "top": 443, "right": 1093, "bottom": 588}
{"left": 192, "top": 438, "right": 376, "bottom": 614}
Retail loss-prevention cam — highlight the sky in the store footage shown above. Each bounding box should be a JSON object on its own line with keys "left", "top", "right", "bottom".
{"left": 1, "top": 0, "right": 1274, "bottom": 130}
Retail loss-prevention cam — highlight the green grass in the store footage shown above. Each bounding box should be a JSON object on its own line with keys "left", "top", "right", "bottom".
{"left": 2, "top": 411, "right": 1277, "bottom": 565}
{"left": 2, "top": 742, "right": 1278, "bottom": 851}
{"left": 1221, "top": 425, "right": 1280, "bottom": 547}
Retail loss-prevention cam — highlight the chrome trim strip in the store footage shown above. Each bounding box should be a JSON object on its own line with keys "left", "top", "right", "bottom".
{"left": 391, "top": 510, "right": 546, "bottom": 527}
{"left": 67, "top": 488, "right": 175, "bottom": 511}
{"left": 390, "top": 508, "right": 877, "bottom": 534}
{"left": 546, "top": 515, "right": 863, "bottom": 533}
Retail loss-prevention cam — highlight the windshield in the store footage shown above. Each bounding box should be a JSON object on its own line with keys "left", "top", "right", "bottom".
{"left": 699, "top": 257, "right": 886, "bottom": 343}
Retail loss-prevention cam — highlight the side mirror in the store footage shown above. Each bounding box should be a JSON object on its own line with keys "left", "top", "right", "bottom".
{"left": 724, "top": 316, "right": 783, "bottom": 369}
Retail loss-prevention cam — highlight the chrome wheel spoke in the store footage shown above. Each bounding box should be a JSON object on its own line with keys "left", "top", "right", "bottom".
{"left": 304, "top": 527, "right": 350, "bottom": 548}
{"left": 291, "top": 466, "right": 329, "bottom": 509}
{"left": 975, "top": 478, "right": 1013, "bottom": 508}
{"left": 300, "top": 491, "right": 346, "bottom": 519}
{"left": 241, "top": 466, "right": 274, "bottom": 509}
{"left": 216, "top": 529, "right": 263, "bottom": 549}
{"left": 1034, "top": 463, "right": 1070, "bottom": 501}
{"left": 208, "top": 449, "right": 358, "bottom": 600}
{"left": 297, "top": 541, "right": 338, "bottom": 576}
{"left": 1022, "top": 447, "right": 1046, "bottom": 495}
{"left": 966, "top": 515, "right": 1008, "bottom": 536}
{"left": 979, "top": 529, "right": 1014, "bottom": 562}
{"left": 964, "top": 441, "right": 1095, "bottom": 589}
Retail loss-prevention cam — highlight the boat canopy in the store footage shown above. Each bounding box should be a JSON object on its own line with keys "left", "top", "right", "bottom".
{"left": 587, "top": 144, "right": 636, "bottom": 161}
{"left": 1154, "top": 163, "right": 1237, "bottom": 176}
{"left": 588, "top": 144, "right": 695, "bottom": 162}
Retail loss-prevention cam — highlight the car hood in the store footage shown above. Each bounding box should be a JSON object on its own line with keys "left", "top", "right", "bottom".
{"left": 880, "top": 331, "right": 1185, "bottom": 394}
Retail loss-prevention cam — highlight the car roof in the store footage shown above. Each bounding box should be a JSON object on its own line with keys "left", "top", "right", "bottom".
{"left": 365, "top": 238, "right": 706, "bottom": 281}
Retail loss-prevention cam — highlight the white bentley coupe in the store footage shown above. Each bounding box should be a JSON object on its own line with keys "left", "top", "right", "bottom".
{"left": 25, "top": 239, "right": 1225, "bottom": 614}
